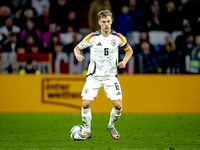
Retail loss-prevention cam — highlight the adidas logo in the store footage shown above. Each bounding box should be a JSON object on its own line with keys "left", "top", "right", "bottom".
{"left": 96, "top": 42, "right": 102, "bottom": 46}
{"left": 116, "top": 91, "right": 121, "bottom": 95}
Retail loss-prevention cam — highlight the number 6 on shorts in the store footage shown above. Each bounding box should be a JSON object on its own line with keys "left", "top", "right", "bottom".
{"left": 114, "top": 82, "right": 120, "bottom": 90}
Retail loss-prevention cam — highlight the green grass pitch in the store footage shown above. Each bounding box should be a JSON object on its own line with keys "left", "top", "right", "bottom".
{"left": 0, "top": 114, "right": 200, "bottom": 150}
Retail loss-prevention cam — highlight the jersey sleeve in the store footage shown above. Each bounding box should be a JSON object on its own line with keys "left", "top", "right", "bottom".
{"left": 117, "top": 33, "right": 131, "bottom": 51}
{"left": 77, "top": 32, "right": 95, "bottom": 50}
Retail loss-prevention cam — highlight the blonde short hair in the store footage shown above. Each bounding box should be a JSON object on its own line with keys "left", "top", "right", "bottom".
{"left": 98, "top": 10, "right": 112, "bottom": 20}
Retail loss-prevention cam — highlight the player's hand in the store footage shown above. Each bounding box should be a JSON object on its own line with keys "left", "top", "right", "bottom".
{"left": 76, "top": 54, "right": 85, "bottom": 62}
{"left": 118, "top": 61, "right": 126, "bottom": 68}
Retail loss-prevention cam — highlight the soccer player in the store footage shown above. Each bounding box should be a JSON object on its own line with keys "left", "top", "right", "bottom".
{"left": 74, "top": 10, "right": 133, "bottom": 140}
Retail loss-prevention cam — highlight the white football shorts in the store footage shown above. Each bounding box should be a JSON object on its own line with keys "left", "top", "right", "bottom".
{"left": 81, "top": 76, "right": 122, "bottom": 100}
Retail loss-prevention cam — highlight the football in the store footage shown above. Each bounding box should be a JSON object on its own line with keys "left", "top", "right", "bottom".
{"left": 70, "top": 125, "right": 87, "bottom": 141}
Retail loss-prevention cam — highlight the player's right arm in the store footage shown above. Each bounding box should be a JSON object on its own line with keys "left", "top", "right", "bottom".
{"left": 74, "top": 46, "right": 85, "bottom": 62}
{"left": 74, "top": 32, "right": 95, "bottom": 62}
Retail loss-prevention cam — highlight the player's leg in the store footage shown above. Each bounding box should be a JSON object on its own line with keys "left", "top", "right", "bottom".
{"left": 107, "top": 99, "right": 122, "bottom": 139}
{"left": 82, "top": 99, "right": 93, "bottom": 139}
{"left": 81, "top": 76, "right": 101, "bottom": 139}
{"left": 103, "top": 78, "right": 122, "bottom": 139}
{"left": 109, "top": 99, "right": 122, "bottom": 127}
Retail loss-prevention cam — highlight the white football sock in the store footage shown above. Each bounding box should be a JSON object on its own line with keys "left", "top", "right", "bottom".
{"left": 82, "top": 107, "right": 92, "bottom": 133}
{"left": 108, "top": 107, "right": 122, "bottom": 127}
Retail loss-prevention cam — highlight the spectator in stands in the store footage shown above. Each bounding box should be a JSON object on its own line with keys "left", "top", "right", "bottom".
{"left": 28, "top": 42, "right": 40, "bottom": 53}
{"left": 134, "top": 30, "right": 157, "bottom": 55}
{"left": 16, "top": 44, "right": 26, "bottom": 53}
{"left": 159, "top": 34, "right": 178, "bottom": 73}
{"left": 7, "top": 0, "right": 30, "bottom": 16}
{"left": 0, "top": 16, "right": 20, "bottom": 43}
{"left": 60, "top": 25, "right": 82, "bottom": 54}
{"left": 160, "top": 34, "right": 177, "bottom": 54}
{"left": 65, "top": 11, "right": 80, "bottom": 33}
{"left": 128, "top": 0, "right": 142, "bottom": 31}
{"left": 25, "top": 58, "right": 36, "bottom": 73}
{"left": 113, "top": 5, "right": 133, "bottom": 37}
{"left": 25, "top": 35, "right": 35, "bottom": 52}
{"left": 53, "top": 42, "right": 63, "bottom": 54}
{"left": 7, "top": 0, "right": 31, "bottom": 27}
{"left": 181, "top": 0, "right": 200, "bottom": 33}
{"left": 0, "top": 6, "right": 12, "bottom": 27}
{"left": 46, "top": 32, "right": 60, "bottom": 53}
{"left": 160, "top": 1, "right": 182, "bottom": 33}
{"left": 23, "top": 8, "right": 34, "bottom": 19}
{"left": 1, "top": 32, "right": 18, "bottom": 52}
{"left": 179, "top": 32, "right": 194, "bottom": 56}
{"left": 20, "top": 8, "right": 36, "bottom": 29}
{"left": 20, "top": 18, "right": 42, "bottom": 41}
{"left": 170, "top": 0, "right": 184, "bottom": 20}
{"left": 190, "top": 35, "right": 200, "bottom": 60}
{"left": 175, "top": 19, "right": 192, "bottom": 53}
{"left": 31, "top": 0, "right": 50, "bottom": 16}
{"left": 134, "top": 31, "right": 157, "bottom": 73}
{"left": 50, "top": 0, "right": 75, "bottom": 32}
{"left": 37, "top": 7, "right": 50, "bottom": 34}
{"left": 145, "top": 0, "right": 162, "bottom": 31}
{"left": 179, "top": 33, "right": 194, "bottom": 73}
{"left": 42, "top": 22, "right": 60, "bottom": 48}
{"left": 140, "top": 41, "right": 151, "bottom": 55}
{"left": 88, "top": 0, "right": 113, "bottom": 31}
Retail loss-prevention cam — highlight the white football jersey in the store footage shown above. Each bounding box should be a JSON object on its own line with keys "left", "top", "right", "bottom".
{"left": 77, "top": 30, "right": 130, "bottom": 80}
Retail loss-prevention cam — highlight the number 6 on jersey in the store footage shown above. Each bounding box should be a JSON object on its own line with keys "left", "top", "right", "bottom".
{"left": 104, "top": 48, "right": 109, "bottom": 56}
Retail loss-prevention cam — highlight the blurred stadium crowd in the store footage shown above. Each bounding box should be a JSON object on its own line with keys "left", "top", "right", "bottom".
{"left": 0, "top": 0, "right": 200, "bottom": 74}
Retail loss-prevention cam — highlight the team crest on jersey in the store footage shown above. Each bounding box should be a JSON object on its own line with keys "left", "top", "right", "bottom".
{"left": 111, "top": 39, "right": 117, "bottom": 46}
{"left": 84, "top": 88, "right": 89, "bottom": 94}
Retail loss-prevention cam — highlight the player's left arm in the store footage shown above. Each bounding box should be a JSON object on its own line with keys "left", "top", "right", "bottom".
{"left": 118, "top": 47, "right": 133, "bottom": 68}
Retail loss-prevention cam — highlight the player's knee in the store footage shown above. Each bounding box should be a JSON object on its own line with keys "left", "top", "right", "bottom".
{"left": 113, "top": 100, "right": 122, "bottom": 110}
{"left": 82, "top": 101, "right": 91, "bottom": 109}
{"left": 82, "top": 103, "right": 90, "bottom": 109}
{"left": 115, "top": 105, "right": 122, "bottom": 110}
{"left": 114, "top": 102, "right": 122, "bottom": 110}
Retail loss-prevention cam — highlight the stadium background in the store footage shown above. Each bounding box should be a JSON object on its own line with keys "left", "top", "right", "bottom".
{"left": 0, "top": 0, "right": 200, "bottom": 112}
